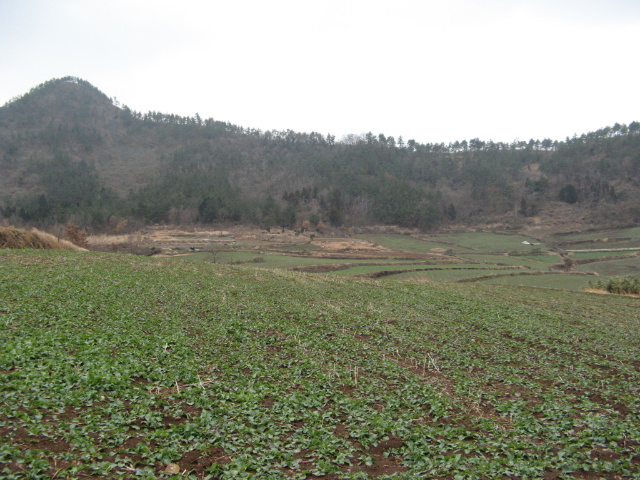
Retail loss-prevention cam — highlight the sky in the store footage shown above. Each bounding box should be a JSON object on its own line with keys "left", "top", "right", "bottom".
{"left": 1, "top": 0, "right": 640, "bottom": 145}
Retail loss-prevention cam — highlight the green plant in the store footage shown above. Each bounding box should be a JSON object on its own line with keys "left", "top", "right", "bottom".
{"left": 0, "top": 249, "right": 638, "bottom": 478}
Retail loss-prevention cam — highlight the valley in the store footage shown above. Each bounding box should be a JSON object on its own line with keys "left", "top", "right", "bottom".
{"left": 1, "top": 76, "right": 640, "bottom": 479}
{"left": 88, "top": 226, "right": 640, "bottom": 292}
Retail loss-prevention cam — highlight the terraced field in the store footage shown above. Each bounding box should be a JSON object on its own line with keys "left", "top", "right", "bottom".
{"left": 1, "top": 249, "right": 639, "bottom": 479}
{"left": 92, "top": 227, "right": 640, "bottom": 292}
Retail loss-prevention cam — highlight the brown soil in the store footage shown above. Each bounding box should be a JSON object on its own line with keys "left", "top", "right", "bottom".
{"left": 178, "top": 447, "right": 231, "bottom": 474}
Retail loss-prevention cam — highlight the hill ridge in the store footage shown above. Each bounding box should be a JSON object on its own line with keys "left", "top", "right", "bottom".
{"left": 1, "top": 77, "right": 639, "bottom": 232}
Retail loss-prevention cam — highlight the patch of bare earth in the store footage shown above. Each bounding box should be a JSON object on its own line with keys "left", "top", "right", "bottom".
{"left": 175, "top": 448, "right": 231, "bottom": 476}
{"left": 332, "top": 424, "right": 408, "bottom": 478}
{"left": 88, "top": 226, "right": 461, "bottom": 262}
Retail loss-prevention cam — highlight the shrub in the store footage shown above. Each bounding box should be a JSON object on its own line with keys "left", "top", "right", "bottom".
{"left": 559, "top": 184, "right": 578, "bottom": 204}
{"left": 589, "top": 277, "right": 640, "bottom": 295}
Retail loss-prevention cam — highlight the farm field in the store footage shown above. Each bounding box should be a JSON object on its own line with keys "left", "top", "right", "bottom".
{"left": 555, "top": 228, "right": 640, "bottom": 253}
{"left": 84, "top": 226, "right": 640, "bottom": 294}
{"left": 478, "top": 273, "right": 601, "bottom": 292}
{"left": 143, "top": 228, "right": 640, "bottom": 292}
{"left": 1, "top": 249, "right": 639, "bottom": 479}
{"left": 555, "top": 228, "right": 640, "bottom": 244}
{"left": 356, "top": 233, "right": 548, "bottom": 254}
{"left": 574, "top": 257, "right": 640, "bottom": 277}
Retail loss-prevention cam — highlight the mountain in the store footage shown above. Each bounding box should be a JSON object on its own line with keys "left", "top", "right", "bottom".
{"left": 1, "top": 76, "right": 639, "bottom": 232}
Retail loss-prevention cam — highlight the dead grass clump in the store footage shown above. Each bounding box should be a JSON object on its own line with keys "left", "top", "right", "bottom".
{"left": 0, "top": 226, "right": 86, "bottom": 251}
{"left": 64, "top": 223, "right": 88, "bottom": 248}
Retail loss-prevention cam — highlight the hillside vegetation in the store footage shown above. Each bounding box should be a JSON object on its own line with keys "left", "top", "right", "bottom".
{"left": 1, "top": 249, "right": 639, "bottom": 478}
{"left": 1, "top": 77, "right": 639, "bottom": 231}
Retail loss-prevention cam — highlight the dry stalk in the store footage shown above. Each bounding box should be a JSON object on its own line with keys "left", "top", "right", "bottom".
{"left": 428, "top": 353, "right": 440, "bottom": 373}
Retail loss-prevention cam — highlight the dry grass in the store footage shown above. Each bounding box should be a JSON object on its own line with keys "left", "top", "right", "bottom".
{"left": 0, "top": 226, "right": 87, "bottom": 251}
{"left": 585, "top": 287, "right": 640, "bottom": 298}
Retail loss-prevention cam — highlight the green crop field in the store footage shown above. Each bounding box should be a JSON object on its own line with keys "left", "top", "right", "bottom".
{"left": 555, "top": 228, "right": 640, "bottom": 252}
{"left": 326, "top": 264, "right": 484, "bottom": 277}
{"left": 570, "top": 252, "right": 637, "bottom": 261}
{"left": 165, "top": 230, "right": 640, "bottom": 294}
{"left": 1, "top": 249, "right": 639, "bottom": 479}
{"left": 555, "top": 228, "right": 640, "bottom": 244}
{"left": 354, "top": 235, "right": 451, "bottom": 254}
{"left": 168, "top": 230, "right": 640, "bottom": 294}
{"left": 173, "top": 252, "right": 345, "bottom": 270}
{"left": 388, "top": 268, "right": 527, "bottom": 283}
{"left": 479, "top": 273, "right": 598, "bottom": 292}
{"left": 356, "top": 233, "right": 546, "bottom": 255}
{"left": 575, "top": 256, "right": 640, "bottom": 277}
{"left": 428, "top": 233, "right": 546, "bottom": 253}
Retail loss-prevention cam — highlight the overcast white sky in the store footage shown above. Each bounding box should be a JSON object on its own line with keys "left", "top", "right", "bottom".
{"left": 1, "top": 0, "right": 639, "bottom": 144}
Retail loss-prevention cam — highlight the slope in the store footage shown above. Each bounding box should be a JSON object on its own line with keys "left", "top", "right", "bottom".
{"left": 1, "top": 249, "right": 639, "bottom": 478}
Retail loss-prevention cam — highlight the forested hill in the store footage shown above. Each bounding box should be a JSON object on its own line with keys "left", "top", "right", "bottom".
{"left": 1, "top": 76, "right": 639, "bottom": 232}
